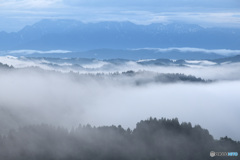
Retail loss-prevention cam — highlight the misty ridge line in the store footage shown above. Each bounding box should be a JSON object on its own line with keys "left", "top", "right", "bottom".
{"left": 0, "top": 117, "right": 239, "bottom": 160}
{"left": 0, "top": 62, "right": 212, "bottom": 85}
{"left": 1, "top": 54, "right": 240, "bottom": 70}
{"left": 2, "top": 55, "right": 240, "bottom": 81}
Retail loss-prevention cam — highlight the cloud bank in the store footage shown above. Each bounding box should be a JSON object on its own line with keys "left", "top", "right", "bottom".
{"left": 136, "top": 47, "right": 240, "bottom": 56}
{"left": 1, "top": 56, "right": 240, "bottom": 81}
{"left": 8, "top": 50, "right": 71, "bottom": 55}
{"left": 0, "top": 61, "right": 240, "bottom": 140}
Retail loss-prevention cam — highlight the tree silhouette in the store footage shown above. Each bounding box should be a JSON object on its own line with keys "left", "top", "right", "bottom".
{"left": 0, "top": 118, "right": 239, "bottom": 160}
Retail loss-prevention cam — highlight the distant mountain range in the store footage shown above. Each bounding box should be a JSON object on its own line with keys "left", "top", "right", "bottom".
{"left": 1, "top": 19, "right": 240, "bottom": 51}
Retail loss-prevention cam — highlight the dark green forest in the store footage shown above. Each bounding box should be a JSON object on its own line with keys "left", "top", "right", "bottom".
{"left": 0, "top": 118, "right": 239, "bottom": 160}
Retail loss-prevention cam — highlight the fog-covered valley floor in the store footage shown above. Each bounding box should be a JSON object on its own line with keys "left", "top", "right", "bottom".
{"left": 0, "top": 56, "right": 240, "bottom": 141}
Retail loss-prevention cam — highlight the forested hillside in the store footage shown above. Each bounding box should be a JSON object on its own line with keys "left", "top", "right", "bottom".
{"left": 0, "top": 118, "right": 239, "bottom": 160}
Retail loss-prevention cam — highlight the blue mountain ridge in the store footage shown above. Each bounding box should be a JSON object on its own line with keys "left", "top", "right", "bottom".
{"left": 1, "top": 19, "right": 240, "bottom": 51}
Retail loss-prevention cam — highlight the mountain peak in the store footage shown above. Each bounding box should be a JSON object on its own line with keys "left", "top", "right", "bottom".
{"left": 1, "top": 19, "right": 240, "bottom": 50}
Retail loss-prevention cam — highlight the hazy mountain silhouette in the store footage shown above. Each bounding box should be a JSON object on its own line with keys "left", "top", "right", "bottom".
{"left": 1, "top": 19, "right": 240, "bottom": 50}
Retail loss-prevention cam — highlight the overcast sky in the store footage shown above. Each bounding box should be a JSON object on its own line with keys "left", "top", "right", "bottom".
{"left": 0, "top": 0, "right": 240, "bottom": 32}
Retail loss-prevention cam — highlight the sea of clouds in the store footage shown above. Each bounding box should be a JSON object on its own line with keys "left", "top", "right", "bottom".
{"left": 0, "top": 56, "right": 240, "bottom": 140}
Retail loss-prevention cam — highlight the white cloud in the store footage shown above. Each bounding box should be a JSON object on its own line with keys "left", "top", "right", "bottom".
{"left": 9, "top": 50, "right": 71, "bottom": 54}
{"left": 0, "top": 0, "right": 61, "bottom": 9}
{"left": 0, "top": 56, "right": 53, "bottom": 70}
{"left": 165, "top": 12, "right": 240, "bottom": 28}
{"left": 134, "top": 47, "right": 240, "bottom": 56}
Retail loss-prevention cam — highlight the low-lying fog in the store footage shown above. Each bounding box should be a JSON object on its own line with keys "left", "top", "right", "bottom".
{"left": 1, "top": 56, "right": 240, "bottom": 81}
{"left": 0, "top": 56, "right": 240, "bottom": 140}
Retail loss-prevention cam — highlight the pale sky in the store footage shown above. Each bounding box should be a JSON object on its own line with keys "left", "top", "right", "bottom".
{"left": 0, "top": 0, "right": 240, "bottom": 32}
